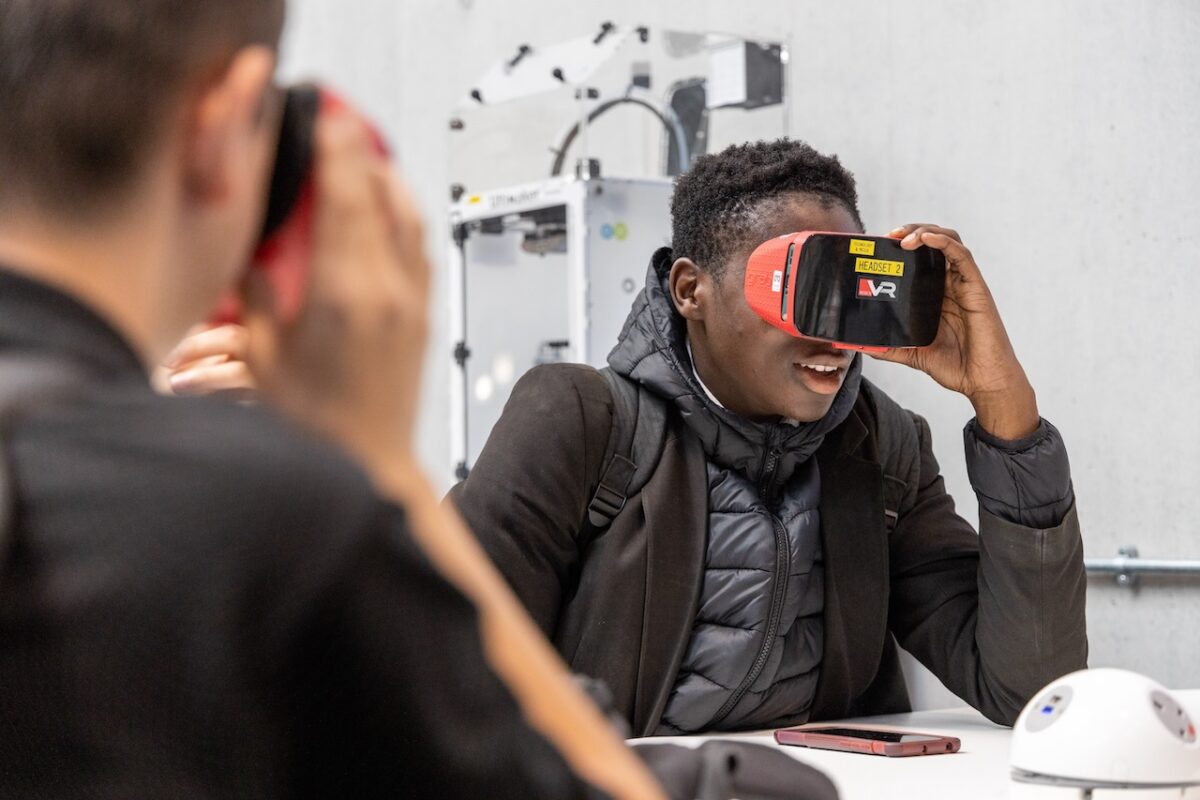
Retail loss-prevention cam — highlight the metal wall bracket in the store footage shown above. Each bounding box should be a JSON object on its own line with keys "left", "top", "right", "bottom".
{"left": 1085, "top": 545, "right": 1200, "bottom": 588}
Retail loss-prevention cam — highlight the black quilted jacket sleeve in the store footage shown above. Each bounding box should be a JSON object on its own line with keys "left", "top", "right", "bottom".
{"left": 867, "top": 384, "right": 1088, "bottom": 726}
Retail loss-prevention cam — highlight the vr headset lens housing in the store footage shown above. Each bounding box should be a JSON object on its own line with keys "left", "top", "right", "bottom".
{"left": 745, "top": 232, "right": 946, "bottom": 350}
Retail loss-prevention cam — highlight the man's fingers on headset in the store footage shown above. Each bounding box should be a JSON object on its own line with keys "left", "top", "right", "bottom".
{"left": 866, "top": 347, "right": 917, "bottom": 367}
{"left": 163, "top": 324, "right": 248, "bottom": 369}
{"left": 310, "top": 114, "right": 396, "bottom": 306}
{"left": 170, "top": 354, "right": 232, "bottom": 374}
{"left": 377, "top": 166, "right": 431, "bottom": 298}
{"left": 168, "top": 360, "right": 257, "bottom": 396}
{"left": 892, "top": 224, "right": 963, "bottom": 246}
{"left": 916, "top": 232, "right": 986, "bottom": 285}
{"left": 314, "top": 112, "right": 383, "bottom": 242}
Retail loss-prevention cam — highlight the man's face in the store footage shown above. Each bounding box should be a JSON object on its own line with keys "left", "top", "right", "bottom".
{"left": 682, "top": 196, "right": 863, "bottom": 422}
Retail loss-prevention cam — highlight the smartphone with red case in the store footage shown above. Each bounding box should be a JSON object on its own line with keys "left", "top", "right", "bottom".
{"left": 774, "top": 726, "right": 961, "bottom": 757}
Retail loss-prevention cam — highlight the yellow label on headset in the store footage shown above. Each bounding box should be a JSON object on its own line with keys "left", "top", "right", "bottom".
{"left": 849, "top": 239, "right": 876, "bottom": 256}
{"left": 855, "top": 257, "right": 905, "bottom": 277}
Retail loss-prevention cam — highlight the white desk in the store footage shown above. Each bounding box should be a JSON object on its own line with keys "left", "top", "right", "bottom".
{"left": 631, "top": 690, "right": 1200, "bottom": 799}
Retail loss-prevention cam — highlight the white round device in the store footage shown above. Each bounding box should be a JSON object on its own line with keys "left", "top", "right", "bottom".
{"left": 1010, "top": 668, "right": 1200, "bottom": 799}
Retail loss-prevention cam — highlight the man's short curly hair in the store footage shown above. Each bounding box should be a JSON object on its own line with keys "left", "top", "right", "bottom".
{"left": 670, "top": 139, "right": 864, "bottom": 281}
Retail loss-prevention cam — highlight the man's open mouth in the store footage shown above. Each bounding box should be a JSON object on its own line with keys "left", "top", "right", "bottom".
{"left": 797, "top": 363, "right": 841, "bottom": 374}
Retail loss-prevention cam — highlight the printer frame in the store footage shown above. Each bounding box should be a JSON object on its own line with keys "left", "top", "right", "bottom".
{"left": 448, "top": 176, "right": 672, "bottom": 480}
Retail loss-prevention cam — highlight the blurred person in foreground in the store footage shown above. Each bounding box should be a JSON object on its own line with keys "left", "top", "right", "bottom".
{"left": 0, "top": 1, "right": 663, "bottom": 797}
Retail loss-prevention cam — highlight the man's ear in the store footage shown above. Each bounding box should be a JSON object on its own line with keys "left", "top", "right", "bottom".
{"left": 669, "top": 257, "right": 712, "bottom": 321}
{"left": 182, "top": 46, "right": 277, "bottom": 204}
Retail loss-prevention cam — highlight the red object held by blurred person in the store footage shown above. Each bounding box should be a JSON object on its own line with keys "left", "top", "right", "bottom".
{"left": 211, "top": 85, "right": 389, "bottom": 325}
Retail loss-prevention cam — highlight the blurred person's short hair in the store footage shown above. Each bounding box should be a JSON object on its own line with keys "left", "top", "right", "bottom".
{"left": 0, "top": 0, "right": 285, "bottom": 216}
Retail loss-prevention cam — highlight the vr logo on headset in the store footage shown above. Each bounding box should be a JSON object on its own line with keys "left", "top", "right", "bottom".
{"left": 857, "top": 278, "right": 898, "bottom": 300}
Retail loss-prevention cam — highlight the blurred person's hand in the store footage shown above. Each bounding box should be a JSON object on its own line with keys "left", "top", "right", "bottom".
{"left": 157, "top": 324, "right": 257, "bottom": 399}
{"left": 872, "top": 223, "right": 1039, "bottom": 441}
{"left": 241, "top": 107, "right": 429, "bottom": 472}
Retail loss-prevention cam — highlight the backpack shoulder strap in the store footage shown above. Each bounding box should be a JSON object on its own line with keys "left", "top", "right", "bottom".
{"left": 586, "top": 368, "right": 669, "bottom": 529}
{"left": 0, "top": 355, "right": 89, "bottom": 558}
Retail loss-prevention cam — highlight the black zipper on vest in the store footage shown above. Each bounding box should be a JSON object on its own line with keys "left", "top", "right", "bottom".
{"left": 758, "top": 445, "right": 783, "bottom": 502}
{"left": 708, "top": 436, "right": 789, "bottom": 728}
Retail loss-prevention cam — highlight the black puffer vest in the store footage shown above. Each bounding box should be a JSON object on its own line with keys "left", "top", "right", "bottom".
{"left": 609, "top": 248, "right": 862, "bottom": 732}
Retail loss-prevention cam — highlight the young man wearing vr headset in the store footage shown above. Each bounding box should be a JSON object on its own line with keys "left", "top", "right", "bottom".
{"left": 0, "top": 1, "right": 666, "bottom": 797}
{"left": 448, "top": 139, "right": 1088, "bottom": 735}
{"left": 173, "top": 140, "right": 1089, "bottom": 736}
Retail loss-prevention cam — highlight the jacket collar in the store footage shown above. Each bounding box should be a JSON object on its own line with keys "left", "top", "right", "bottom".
{"left": 0, "top": 266, "right": 144, "bottom": 381}
{"left": 819, "top": 399, "right": 870, "bottom": 460}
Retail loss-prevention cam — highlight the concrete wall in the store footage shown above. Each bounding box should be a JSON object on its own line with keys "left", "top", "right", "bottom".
{"left": 280, "top": 0, "right": 1200, "bottom": 698}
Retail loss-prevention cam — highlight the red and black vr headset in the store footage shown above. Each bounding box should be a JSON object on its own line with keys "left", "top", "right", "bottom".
{"left": 213, "top": 84, "right": 389, "bottom": 325}
{"left": 744, "top": 232, "right": 946, "bottom": 352}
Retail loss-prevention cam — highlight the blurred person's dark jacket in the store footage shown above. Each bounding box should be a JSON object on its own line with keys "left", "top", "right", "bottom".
{"left": 0, "top": 267, "right": 596, "bottom": 799}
